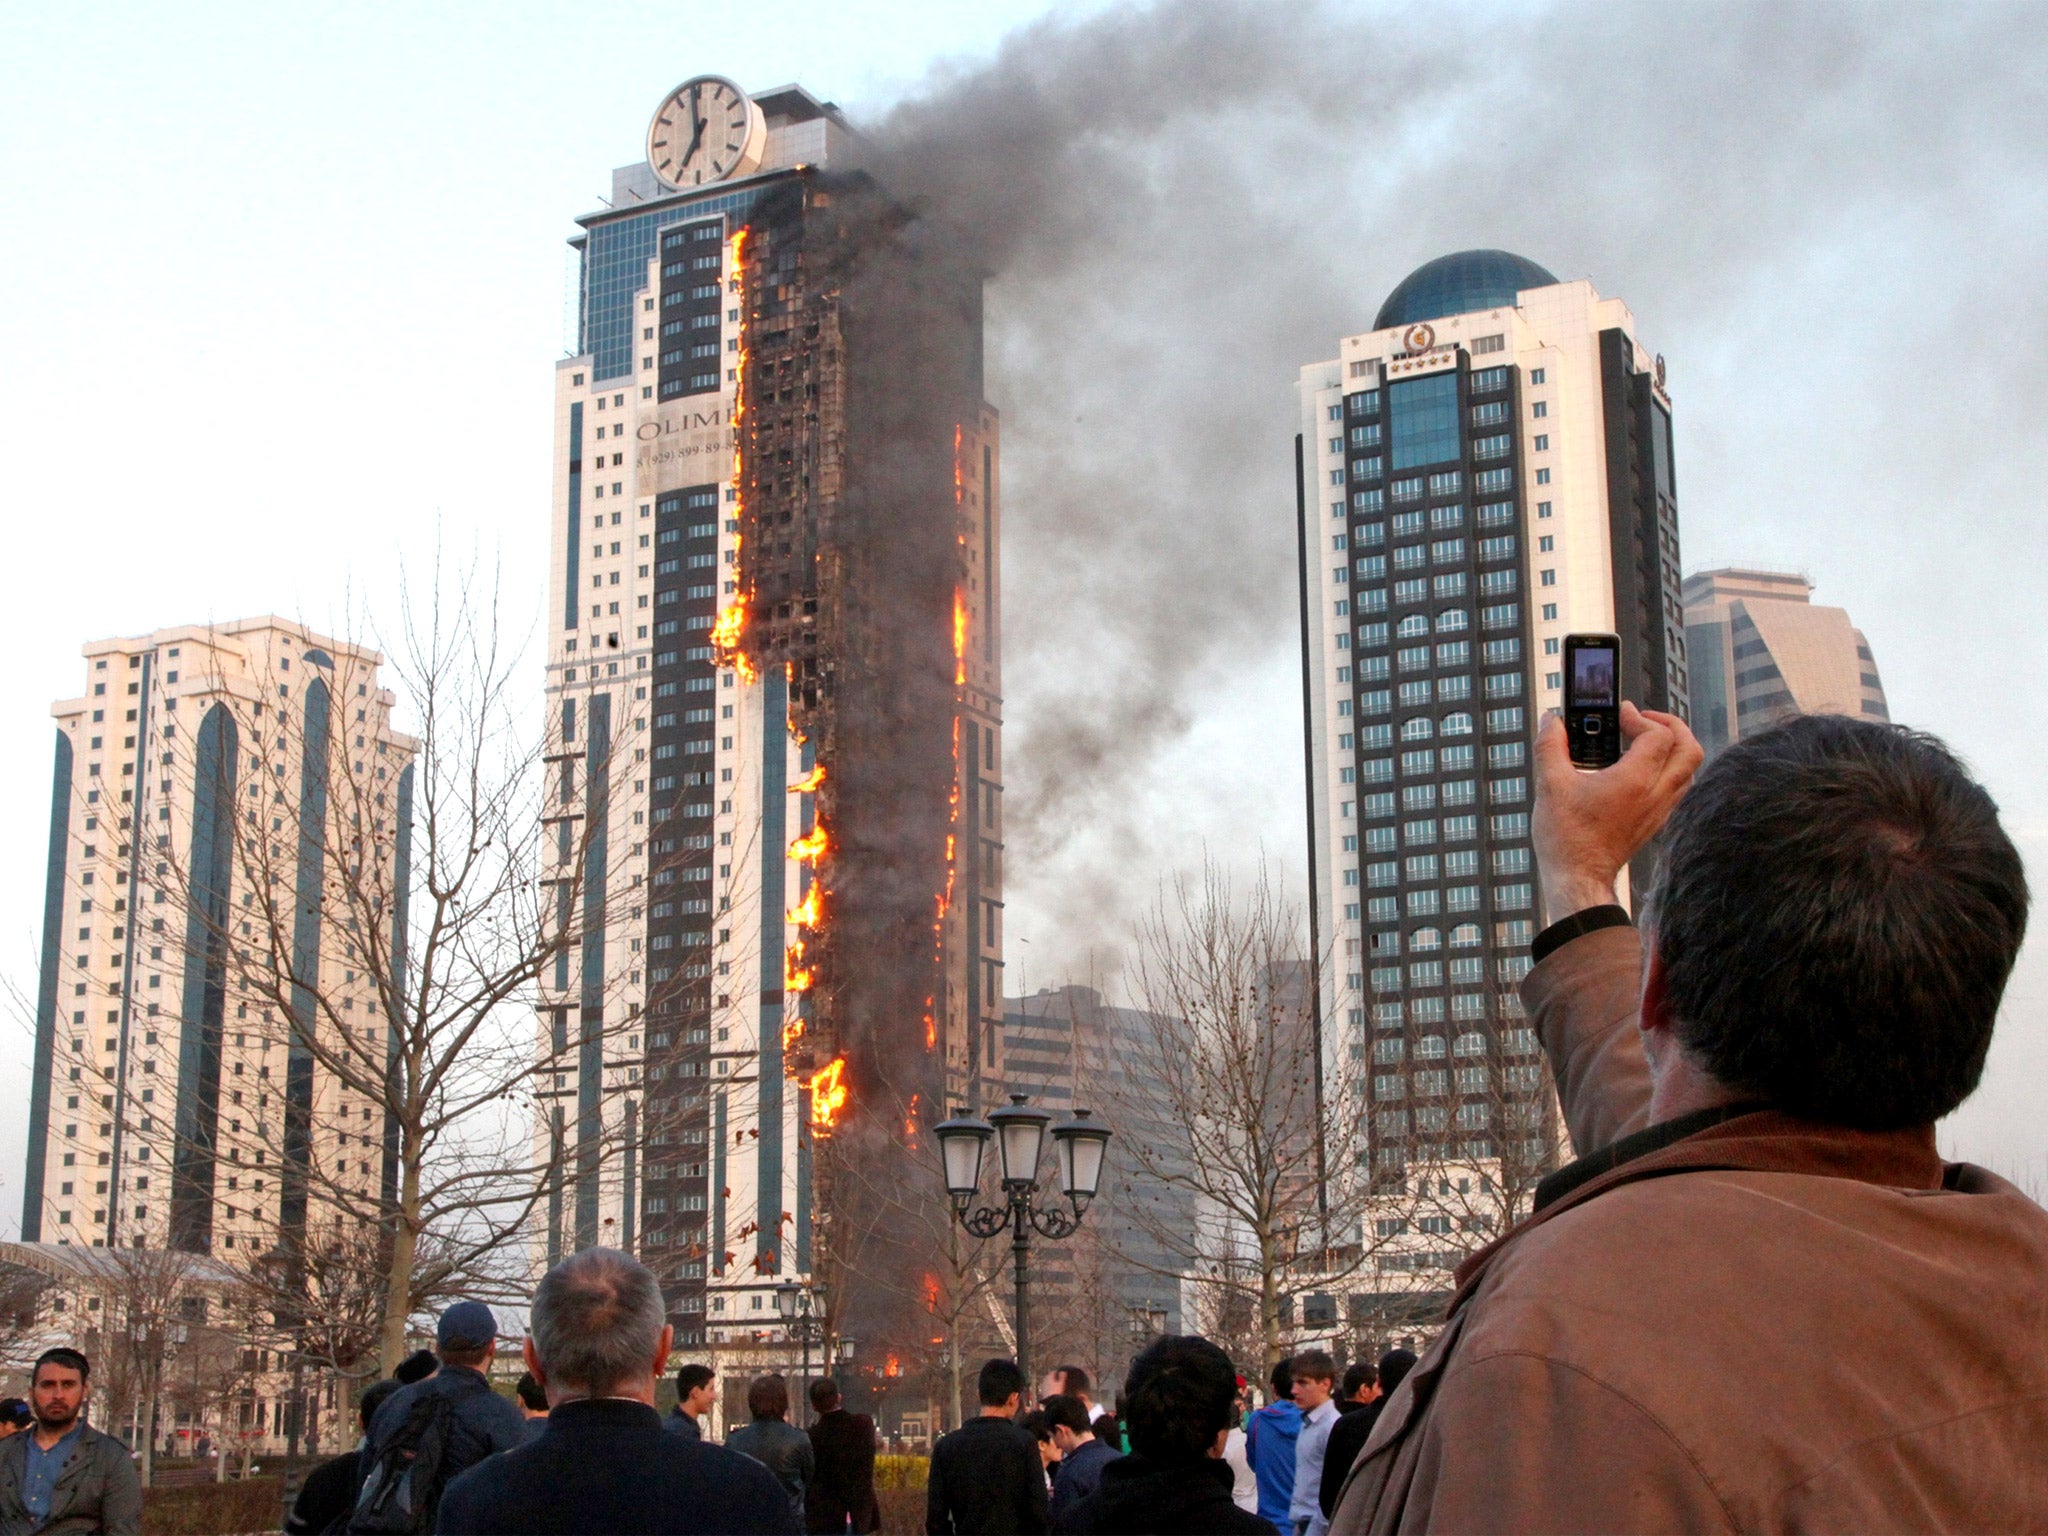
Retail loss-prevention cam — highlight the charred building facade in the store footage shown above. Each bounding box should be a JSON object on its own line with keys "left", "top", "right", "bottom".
{"left": 539, "top": 80, "right": 1003, "bottom": 1368}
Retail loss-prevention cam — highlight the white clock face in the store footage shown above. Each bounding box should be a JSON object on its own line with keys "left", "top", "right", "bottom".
{"left": 647, "top": 76, "right": 765, "bottom": 189}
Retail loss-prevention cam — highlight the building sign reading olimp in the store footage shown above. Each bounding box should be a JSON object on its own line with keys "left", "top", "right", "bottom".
{"left": 635, "top": 404, "right": 730, "bottom": 480}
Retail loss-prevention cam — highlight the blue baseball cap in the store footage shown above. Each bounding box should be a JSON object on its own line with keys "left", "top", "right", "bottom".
{"left": 436, "top": 1301, "right": 497, "bottom": 1350}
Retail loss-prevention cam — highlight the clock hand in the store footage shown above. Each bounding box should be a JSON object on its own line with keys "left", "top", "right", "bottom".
{"left": 686, "top": 112, "right": 706, "bottom": 161}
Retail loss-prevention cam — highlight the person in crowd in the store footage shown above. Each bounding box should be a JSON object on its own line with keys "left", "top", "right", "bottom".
{"left": 0, "top": 1400, "right": 29, "bottom": 1441}
{"left": 286, "top": 1377, "right": 400, "bottom": 1535}
{"left": 1331, "top": 709, "right": 2048, "bottom": 1532}
{"left": 1221, "top": 1380, "right": 1257, "bottom": 1514}
{"left": 1051, "top": 1335, "right": 1275, "bottom": 1535}
{"left": 1037, "top": 1365, "right": 1105, "bottom": 1427}
{"left": 925, "top": 1358, "right": 1047, "bottom": 1535}
{"left": 1042, "top": 1394, "right": 1115, "bottom": 1526}
{"left": 1285, "top": 1351, "right": 1339, "bottom": 1536}
{"left": 393, "top": 1349, "right": 440, "bottom": 1386}
{"left": 1336, "top": 1362, "right": 1379, "bottom": 1415}
{"left": 803, "top": 1378, "right": 878, "bottom": 1535}
{"left": 435, "top": 1246, "right": 794, "bottom": 1534}
{"left": 727, "top": 1376, "right": 814, "bottom": 1524}
{"left": 1317, "top": 1351, "right": 1411, "bottom": 1520}
{"left": 354, "top": 1300, "right": 527, "bottom": 1531}
{"left": 1020, "top": 1410, "right": 1059, "bottom": 1494}
{"left": 514, "top": 1372, "right": 550, "bottom": 1441}
{"left": 0, "top": 1348, "right": 141, "bottom": 1536}
{"left": 668, "top": 1364, "right": 716, "bottom": 1440}
{"left": 1242, "top": 1360, "right": 1298, "bottom": 1532}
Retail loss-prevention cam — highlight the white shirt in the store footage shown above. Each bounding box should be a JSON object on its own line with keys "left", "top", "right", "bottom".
{"left": 1086, "top": 1400, "right": 1107, "bottom": 1424}
{"left": 1291, "top": 1399, "right": 1341, "bottom": 1535}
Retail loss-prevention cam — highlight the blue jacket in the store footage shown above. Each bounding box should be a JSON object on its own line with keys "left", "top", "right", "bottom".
{"left": 436, "top": 1397, "right": 796, "bottom": 1534}
{"left": 364, "top": 1363, "right": 529, "bottom": 1498}
{"left": 1047, "top": 1436, "right": 1118, "bottom": 1525}
{"left": 1244, "top": 1401, "right": 1301, "bottom": 1528}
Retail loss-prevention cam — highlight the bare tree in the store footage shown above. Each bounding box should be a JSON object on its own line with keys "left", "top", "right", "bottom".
{"left": 141, "top": 570, "right": 631, "bottom": 1373}
{"left": 1088, "top": 856, "right": 1385, "bottom": 1370}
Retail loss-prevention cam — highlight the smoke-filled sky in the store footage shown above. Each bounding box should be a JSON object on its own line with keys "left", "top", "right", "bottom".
{"left": 0, "top": 0, "right": 2042, "bottom": 1230}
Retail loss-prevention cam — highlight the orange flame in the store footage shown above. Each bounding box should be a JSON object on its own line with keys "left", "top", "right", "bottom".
{"left": 713, "top": 224, "right": 756, "bottom": 681}
{"left": 807, "top": 1057, "right": 848, "bottom": 1132}
{"left": 884, "top": 1353, "right": 901, "bottom": 1378}
{"left": 923, "top": 1273, "right": 941, "bottom": 1313}
{"left": 788, "top": 823, "right": 829, "bottom": 863}
{"left": 787, "top": 884, "right": 824, "bottom": 929}
{"left": 782, "top": 1015, "right": 806, "bottom": 1049}
{"left": 788, "top": 764, "right": 826, "bottom": 794}
{"left": 953, "top": 590, "right": 968, "bottom": 685}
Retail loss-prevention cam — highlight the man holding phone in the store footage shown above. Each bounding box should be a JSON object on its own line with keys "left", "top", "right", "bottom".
{"left": 1329, "top": 703, "right": 2047, "bottom": 1532}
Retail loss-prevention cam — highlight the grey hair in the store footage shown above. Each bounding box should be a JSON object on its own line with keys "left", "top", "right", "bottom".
{"left": 529, "top": 1247, "right": 667, "bottom": 1395}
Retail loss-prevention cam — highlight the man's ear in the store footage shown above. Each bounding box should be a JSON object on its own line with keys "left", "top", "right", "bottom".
{"left": 522, "top": 1336, "right": 544, "bottom": 1390}
{"left": 1639, "top": 932, "right": 1675, "bottom": 1041}
{"left": 652, "top": 1323, "right": 674, "bottom": 1378}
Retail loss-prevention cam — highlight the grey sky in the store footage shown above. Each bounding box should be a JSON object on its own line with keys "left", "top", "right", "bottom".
{"left": 0, "top": 0, "right": 2041, "bottom": 1230}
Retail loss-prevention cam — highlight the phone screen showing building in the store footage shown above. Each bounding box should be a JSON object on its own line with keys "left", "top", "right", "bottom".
{"left": 1573, "top": 646, "right": 1617, "bottom": 708}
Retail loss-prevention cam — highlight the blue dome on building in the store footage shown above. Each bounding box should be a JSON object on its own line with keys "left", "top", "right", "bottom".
{"left": 1373, "top": 249, "right": 1560, "bottom": 331}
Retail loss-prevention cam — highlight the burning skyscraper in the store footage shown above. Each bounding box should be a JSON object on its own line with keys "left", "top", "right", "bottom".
{"left": 538, "top": 80, "right": 1003, "bottom": 1377}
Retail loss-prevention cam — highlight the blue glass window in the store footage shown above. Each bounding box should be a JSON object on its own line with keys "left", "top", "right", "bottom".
{"left": 1389, "top": 373, "right": 1462, "bottom": 470}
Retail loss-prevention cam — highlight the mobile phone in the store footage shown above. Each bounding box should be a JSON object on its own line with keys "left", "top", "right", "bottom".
{"left": 1562, "top": 633, "right": 1622, "bottom": 769}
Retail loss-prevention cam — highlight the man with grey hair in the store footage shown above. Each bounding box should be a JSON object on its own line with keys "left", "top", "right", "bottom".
{"left": 436, "top": 1248, "right": 796, "bottom": 1534}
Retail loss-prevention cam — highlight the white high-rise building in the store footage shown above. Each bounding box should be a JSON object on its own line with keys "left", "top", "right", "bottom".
{"left": 1297, "top": 250, "right": 1686, "bottom": 1184}
{"left": 21, "top": 620, "right": 412, "bottom": 1257}
{"left": 1682, "top": 568, "right": 1889, "bottom": 754}
{"left": 540, "top": 78, "right": 1003, "bottom": 1366}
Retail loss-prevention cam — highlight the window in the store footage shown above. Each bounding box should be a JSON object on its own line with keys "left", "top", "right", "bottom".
{"left": 1347, "top": 389, "right": 1381, "bottom": 416}
{"left": 1435, "top": 640, "right": 1469, "bottom": 669}
{"left": 1531, "top": 400, "right": 1548, "bottom": 418}
{"left": 1529, "top": 368, "right": 1546, "bottom": 384}
{"left": 1482, "top": 638, "right": 1521, "bottom": 665}
{"left": 1391, "top": 476, "right": 1425, "bottom": 504}
{"left": 1430, "top": 538, "right": 1465, "bottom": 565}
{"left": 1487, "top": 740, "right": 1527, "bottom": 767}
{"left": 1538, "top": 535, "right": 1554, "bottom": 553}
{"left": 1427, "top": 470, "right": 1462, "bottom": 497}
{"left": 1478, "top": 535, "right": 1517, "bottom": 562}
{"left": 1535, "top": 468, "right": 1551, "bottom": 484}
{"left": 1349, "top": 423, "right": 1383, "bottom": 447}
{"left": 1539, "top": 569, "right": 1556, "bottom": 587}
{"left": 1473, "top": 433, "right": 1511, "bottom": 461}
{"left": 1393, "top": 544, "right": 1426, "bottom": 572}
{"left": 1435, "top": 608, "right": 1469, "bottom": 633}
{"left": 1356, "top": 520, "right": 1386, "bottom": 547}
{"left": 1491, "top": 775, "right": 1528, "bottom": 803}
{"left": 1433, "top": 572, "right": 1468, "bottom": 599}
{"left": 1389, "top": 372, "right": 1461, "bottom": 468}
{"left": 1430, "top": 504, "right": 1466, "bottom": 531}
{"left": 1441, "top": 711, "right": 1474, "bottom": 736}
{"left": 1469, "top": 401, "right": 1506, "bottom": 427}
{"left": 1480, "top": 569, "right": 1518, "bottom": 595}
{"left": 1537, "top": 500, "right": 1552, "bottom": 519}
{"left": 1470, "top": 366, "right": 1507, "bottom": 394}
{"left": 1474, "top": 467, "right": 1513, "bottom": 493}
{"left": 1494, "top": 883, "right": 1533, "bottom": 909}
{"left": 1486, "top": 707, "right": 1525, "bottom": 736}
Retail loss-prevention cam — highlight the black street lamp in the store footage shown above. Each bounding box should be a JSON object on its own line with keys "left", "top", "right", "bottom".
{"left": 933, "top": 1097, "right": 1112, "bottom": 1389}
{"left": 775, "top": 1281, "right": 826, "bottom": 1424}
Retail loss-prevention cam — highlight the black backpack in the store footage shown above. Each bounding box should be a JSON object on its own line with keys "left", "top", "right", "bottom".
{"left": 349, "top": 1392, "right": 458, "bottom": 1534}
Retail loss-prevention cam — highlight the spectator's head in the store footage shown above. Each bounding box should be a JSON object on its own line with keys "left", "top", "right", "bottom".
{"left": 675, "top": 1363, "right": 716, "bottom": 1416}
{"left": 1267, "top": 1357, "right": 1293, "bottom": 1403}
{"left": 1041, "top": 1392, "right": 1094, "bottom": 1452}
{"left": 1377, "top": 1349, "right": 1418, "bottom": 1399}
{"left": 357, "top": 1377, "right": 400, "bottom": 1434}
{"left": 514, "top": 1372, "right": 548, "bottom": 1415}
{"left": 394, "top": 1349, "right": 439, "bottom": 1385}
{"left": 30, "top": 1348, "right": 89, "bottom": 1432}
{"left": 1039, "top": 1362, "right": 1093, "bottom": 1403}
{"left": 1340, "top": 1360, "right": 1379, "bottom": 1403}
{"left": 526, "top": 1247, "right": 672, "bottom": 1405}
{"left": 747, "top": 1374, "right": 790, "bottom": 1422}
{"left": 1123, "top": 1335, "right": 1238, "bottom": 1464}
{"left": 1648, "top": 716, "right": 2028, "bottom": 1129}
{"left": 436, "top": 1300, "right": 498, "bottom": 1369}
{"left": 977, "top": 1357, "right": 1025, "bottom": 1414}
{"left": 1290, "top": 1349, "right": 1337, "bottom": 1412}
{"left": 1020, "top": 1408, "right": 1060, "bottom": 1469}
{"left": 809, "top": 1377, "right": 842, "bottom": 1414}
{"left": 0, "top": 1398, "right": 31, "bottom": 1439}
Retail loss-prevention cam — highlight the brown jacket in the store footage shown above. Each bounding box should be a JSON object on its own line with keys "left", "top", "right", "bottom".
{"left": 1330, "top": 924, "right": 2048, "bottom": 1534}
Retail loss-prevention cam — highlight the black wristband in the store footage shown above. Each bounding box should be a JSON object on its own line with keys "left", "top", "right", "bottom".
{"left": 1530, "top": 904, "right": 1633, "bottom": 966}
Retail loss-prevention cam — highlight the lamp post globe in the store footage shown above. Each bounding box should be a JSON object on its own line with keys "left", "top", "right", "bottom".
{"left": 775, "top": 1281, "right": 800, "bottom": 1322}
{"left": 933, "top": 1110, "right": 995, "bottom": 1207}
{"left": 1051, "top": 1108, "right": 1113, "bottom": 1207}
{"left": 988, "top": 1095, "right": 1053, "bottom": 1187}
